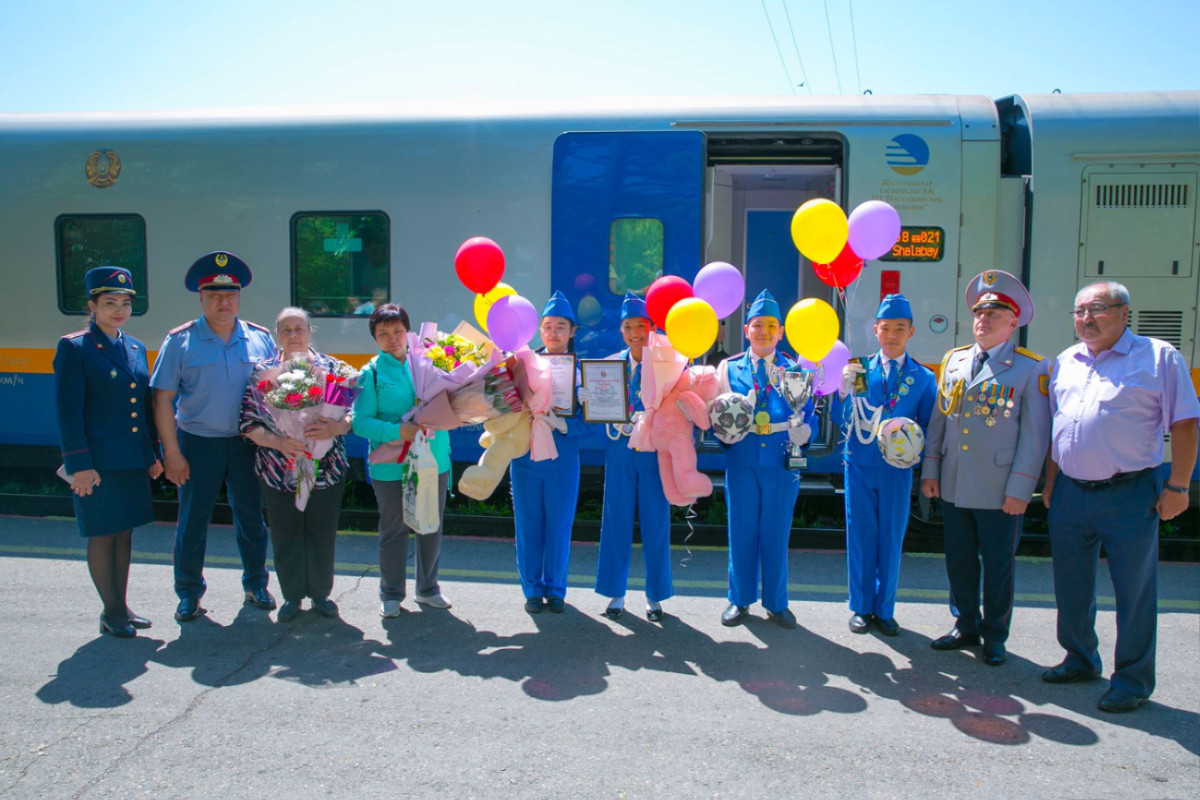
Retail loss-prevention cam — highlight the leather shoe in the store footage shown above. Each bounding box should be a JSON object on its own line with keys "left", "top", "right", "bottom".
{"left": 546, "top": 597, "right": 565, "bottom": 613}
{"left": 1041, "top": 663, "right": 1101, "bottom": 684}
{"left": 930, "top": 628, "right": 980, "bottom": 650}
{"left": 721, "top": 604, "right": 748, "bottom": 626}
{"left": 873, "top": 617, "right": 900, "bottom": 637}
{"left": 174, "top": 598, "right": 203, "bottom": 622}
{"left": 646, "top": 607, "right": 664, "bottom": 622}
{"left": 982, "top": 641, "right": 1007, "bottom": 666}
{"left": 767, "top": 608, "right": 798, "bottom": 629}
{"left": 99, "top": 613, "right": 135, "bottom": 638}
{"left": 1097, "top": 687, "right": 1146, "bottom": 713}
{"left": 276, "top": 600, "right": 301, "bottom": 622}
{"left": 524, "top": 598, "right": 545, "bottom": 614}
{"left": 848, "top": 613, "right": 871, "bottom": 633}
{"left": 244, "top": 587, "right": 277, "bottom": 610}
{"left": 312, "top": 597, "right": 339, "bottom": 617}
{"left": 125, "top": 609, "right": 152, "bottom": 629}
{"left": 603, "top": 606, "right": 623, "bottom": 620}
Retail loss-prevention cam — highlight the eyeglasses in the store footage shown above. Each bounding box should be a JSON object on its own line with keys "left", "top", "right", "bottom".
{"left": 1070, "top": 303, "right": 1125, "bottom": 319}
{"left": 278, "top": 326, "right": 309, "bottom": 336}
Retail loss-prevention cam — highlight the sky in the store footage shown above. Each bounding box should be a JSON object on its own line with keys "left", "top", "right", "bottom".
{"left": 1, "top": 0, "right": 1196, "bottom": 113}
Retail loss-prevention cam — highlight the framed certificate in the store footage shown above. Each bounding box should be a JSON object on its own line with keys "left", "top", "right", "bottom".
{"left": 579, "top": 359, "right": 629, "bottom": 424}
{"left": 545, "top": 354, "right": 577, "bottom": 417}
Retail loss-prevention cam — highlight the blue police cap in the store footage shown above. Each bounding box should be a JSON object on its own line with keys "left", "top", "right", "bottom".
{"left": 85, "top": 266, "right": 136, "bottom": 296}
{"left": 746, "top": 289, "right": 781, "bottom": 323}
{"left": 184, "top": 251, "right": 252, "bottom": 292}
{"left": 540, "top": 290, "right": 577, "bottom": 324}
{"left": 620, "top": 291, "right": 649, "bottom": 322}
{"left": 875, "top": 293, "right": 913, "bottom": 320}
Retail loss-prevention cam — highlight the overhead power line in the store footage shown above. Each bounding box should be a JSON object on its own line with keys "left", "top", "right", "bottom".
{"left": 761, "top": 0, "right": 797, "bottom": 95}
{"left": 848, "top": 0, "right": 863, "bottom": 95}
{"left": 823, "top": 0, "right": 843, "bottom": 94}
{"left": 781, "top": 1, "right": 813, "bottom": 94}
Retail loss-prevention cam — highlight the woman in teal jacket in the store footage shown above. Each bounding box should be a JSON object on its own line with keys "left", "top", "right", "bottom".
{"left": 352, "top": 304, "right": 453, "bottom": 618}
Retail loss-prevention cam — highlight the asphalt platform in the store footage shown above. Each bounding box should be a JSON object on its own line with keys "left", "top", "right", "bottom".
{"left": 0, "top": 515, "right": 1197, "bottom": 799}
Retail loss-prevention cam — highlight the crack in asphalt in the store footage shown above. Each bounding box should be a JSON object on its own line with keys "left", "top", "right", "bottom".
{"left": 1, "top": 718, "right": 96, "bottom": 796}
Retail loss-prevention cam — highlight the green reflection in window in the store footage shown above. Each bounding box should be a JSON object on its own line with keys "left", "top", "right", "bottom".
{"left": 56, "top": 215, "right": 148, "bottom": 315}
{"left": 292, "top": 212, "right": 390, "bottom": 316}
{"left": 609, "top": 217, "right": 663, "bottom": 295}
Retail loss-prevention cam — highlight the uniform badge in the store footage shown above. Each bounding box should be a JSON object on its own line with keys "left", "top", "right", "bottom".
{"left": 110, "top": 369, "right": 117, "bottom": 378}
{"left": 1038, "top": 375, "right": 1049, "bottom": 396}
{"left": 904, "top": 376, "right": 914, "bottom": 385}
{"left": 899, "top": 385, "right": 909, "bottom": 395}
{"left": 985, "top": 417, "right": 997, "bottom": 427}
{"left": 215, "top": 253, "right": 229, "bottom": 268}
{"left": 982, "top": 270, "right": 997, "bottom": 287}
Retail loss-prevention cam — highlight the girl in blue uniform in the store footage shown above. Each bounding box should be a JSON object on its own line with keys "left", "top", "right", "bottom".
{"left": 54, "top": 267, "right": 163, "bottom": 638}
{"left": 594, "top": 292, "right": 673, "bottom": 622}
{"left": 510, "top": 291, "right": 584, "bottom": 614}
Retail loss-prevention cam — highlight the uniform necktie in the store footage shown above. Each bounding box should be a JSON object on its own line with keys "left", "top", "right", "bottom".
{"left": 885, "top": 359, "right": 899, "bottom": 397}
{"left": 972, "top": 350, "right": 989, "bottom": 379}
{"left": 755, "top": 357, "right": 770, "bottom": 408}
{"left": 630, "top": 361, "right": 642, "bottom": 413}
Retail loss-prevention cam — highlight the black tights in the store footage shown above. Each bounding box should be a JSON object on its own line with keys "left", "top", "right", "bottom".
{"left": 87, "top": 530, "right": 132, "bottom": 622}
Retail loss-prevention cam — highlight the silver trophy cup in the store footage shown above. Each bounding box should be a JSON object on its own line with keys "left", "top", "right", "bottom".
{"left": 772, "top": 368, "right": 816, "bottom": 469}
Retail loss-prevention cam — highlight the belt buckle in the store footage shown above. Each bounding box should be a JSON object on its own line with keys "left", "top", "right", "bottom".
{"left": 755, "top": 422, "right": 771, "bottom": 436}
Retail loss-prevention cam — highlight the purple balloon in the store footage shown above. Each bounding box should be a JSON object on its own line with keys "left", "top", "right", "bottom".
{"left": 692, "top": 261, "right": 745, "bottom": 320}
{"left": 487, "top": 295, "right": 538, "bottom": 352}
{"left": 847, "top": 201, "right": 902, "bottom": 260}
{"left": 798, "top": 339, "right": 851, "bottom": 396}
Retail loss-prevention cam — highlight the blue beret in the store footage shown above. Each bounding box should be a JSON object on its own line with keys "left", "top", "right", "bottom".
{"left": 185, "top": 251, "right": 252, "bottom": 292}
{"left": 746, "top": 289, "right": 781, "bottom": 323}
{"left": 85, "top": 266, "right": 136, "bottom": 296}
{"left": 540, "top": 290, "right": 576, "bottom": 324}
{"left": 875, "top": 293, "right": 913, "bottom": 320}
{"left": 620, "top": 291, "right": 649, "bottom": 322}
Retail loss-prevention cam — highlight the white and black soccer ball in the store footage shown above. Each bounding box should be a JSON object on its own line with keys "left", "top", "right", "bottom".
{"left": 709, "top": 391, "right": 755, "bottom": 444}
{"left": 877, "top": 417, "right": 924, "bottom": 469}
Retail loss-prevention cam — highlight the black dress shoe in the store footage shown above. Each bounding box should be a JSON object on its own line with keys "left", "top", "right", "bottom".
{"left": 1097, "top": 687, "right": 1146, "bottom": 713}
{"left": 276, "top": 600, "right": 301, "bottom": 623}
{"left": 1041, "top": 663, "right": 1102, "bottom": 684}
{"left": 721, "top": 604, "right": 749, "bottom": 626}
{"left": 873, "top": 617, "right": 900, "bottom": 637}
{"left": 646, "top": 607, "right": 664, "bottom": 622}
{"left": 244, "top": 588, "right": 277, "bottom": 610}
{"left": 125, "top": 609, "right": 152, "bottom": 629}
{"left": 174, "top": 598, "right": 203, "bottom": 622}
{"left": 546, "top": 597, "right": 565, "bottom": 613}
{"left": 99, "top": 613, "right": 136, "bottom": 638}
{"left": 848, "top": 613, "right": 871, "bottom": 634}
{"left": 603, "top": 605, "right": 623, "bottom": 620}
{"left": 312, "top": 597, "right": 339, "bottom": 617}
{"left": 930, "top": 628, "right": 981, "bottom": 650}
{"left": 767, "top": 608, "right": 798, "bottom": 629}
{"left": 524, "top": 598, "right": 544, "bottom": 614}
{"left": 981, "top": 642, "right": 1007, "bottom": 666}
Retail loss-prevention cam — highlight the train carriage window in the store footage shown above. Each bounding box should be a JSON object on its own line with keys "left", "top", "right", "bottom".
{"left": 291, "top": 212, "right": 390, "bottom": 316}
{"left": 55, "top": 215, "right": 148, "bottom": 315}
{"left": 609, "top": 217, "right": 663, "bottom": 295}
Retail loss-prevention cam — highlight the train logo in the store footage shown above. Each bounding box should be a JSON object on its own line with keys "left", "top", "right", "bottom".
{"left": 886, "top": 134, "right": 929, "bottom": 176}
{"left": 85, "top": 149, "right": 121, "bottom": 188}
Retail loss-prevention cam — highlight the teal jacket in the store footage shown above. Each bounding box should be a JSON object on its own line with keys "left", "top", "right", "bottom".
{"left": 352, "top": 352, "right": 451, "bottom": 481}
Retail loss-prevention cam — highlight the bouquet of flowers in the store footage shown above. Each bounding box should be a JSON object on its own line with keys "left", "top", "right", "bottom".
{"left": 406, "top": 321, "right": 503, "bottom": 430}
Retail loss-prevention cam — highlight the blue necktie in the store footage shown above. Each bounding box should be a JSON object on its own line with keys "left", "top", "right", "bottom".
{"left": 755, "top": 357, "right": 770, "bottom": 411}
{"left": 630, "top": 361, "right": 642, "bottom": 413}
{"left": 885, "top": 359, "right": 899, "bottom": 398}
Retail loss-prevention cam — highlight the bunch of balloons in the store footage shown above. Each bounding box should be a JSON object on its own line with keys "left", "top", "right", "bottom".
{"left": 791, "top": 199, "right": 902, "bottom": 289}
{"left": 647, "top": 261, "right": 745, "bottom": 359}
{"left": 456, "top": 237, "right": 539, "bottom": 352}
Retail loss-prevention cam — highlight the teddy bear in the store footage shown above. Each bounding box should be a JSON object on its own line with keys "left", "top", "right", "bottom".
{"left": 646, "top": 365, "right": 722, "bottom": 506}
{"left": 457, "top": 409, "right": 532, "bottom": 500}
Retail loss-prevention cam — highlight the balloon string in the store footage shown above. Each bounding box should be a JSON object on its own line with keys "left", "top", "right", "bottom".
{"left": 678, "top": 503, "right": 697, "bottom": 568}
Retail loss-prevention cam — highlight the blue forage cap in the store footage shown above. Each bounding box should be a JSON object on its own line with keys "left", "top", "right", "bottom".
{"left": 540, "top": 290, "right": 576, "bottom": 324}
{"left": 85, "top": 266, "right": 136, "bottom": 296}
{"left": 746, "top": 289, "right": 781, "bottom": 323}
{"left": 620, "top": 291, "right": 649, "bottom": 322}
{"left": 184, "top": 251, "right": 252, "bottom": 292}
{"left": 875, "top": 293, "right": 913, "bottom": 320}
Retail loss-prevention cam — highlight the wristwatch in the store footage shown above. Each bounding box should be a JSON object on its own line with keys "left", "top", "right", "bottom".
{"left": 1163, "top": 484, "right": 1187, "bottom": 494}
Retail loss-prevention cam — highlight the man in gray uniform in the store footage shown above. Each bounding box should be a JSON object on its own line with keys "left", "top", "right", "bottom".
{"left": 920, "top": 269, "right": 1051, "bottom": 666}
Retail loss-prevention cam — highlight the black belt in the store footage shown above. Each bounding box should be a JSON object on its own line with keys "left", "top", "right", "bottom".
{"left": 1066, "top": 467, "right": 1155, "bottom": 491}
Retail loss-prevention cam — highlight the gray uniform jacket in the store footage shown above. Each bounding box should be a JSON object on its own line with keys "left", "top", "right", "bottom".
{"left": 920, "top": 341, "right": 1051, "bottom": 509}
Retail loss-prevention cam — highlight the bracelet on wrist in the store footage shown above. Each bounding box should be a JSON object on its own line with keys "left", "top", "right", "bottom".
{"left": 1163, "top": 484, "right": 1187, "bottom": 495}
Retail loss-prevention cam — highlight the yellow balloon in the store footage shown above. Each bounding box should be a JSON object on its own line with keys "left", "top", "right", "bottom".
{"left": 473, "top": 282, "right": 517, "bottom": 332}
{"left": 665, "top": 297, "right": 718, "bottom": 359}
{"left": 791, "top": 199, "right": 849, "bottom": 264}
{"left": 785, "top": 298, "right": 840, "bottom": 362}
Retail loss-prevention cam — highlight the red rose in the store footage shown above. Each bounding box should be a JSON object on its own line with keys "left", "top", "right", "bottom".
{"left": 325, "top": 374, "right": 336, "bottom": 383}
{"left": 307, "top": 385, "right": 322, "bottom": 397}
{"left": 286, "top": 392, "right": 302, "bottom": 405}
{"left": 257, "top": 380, "right": 271, "bottom": 391}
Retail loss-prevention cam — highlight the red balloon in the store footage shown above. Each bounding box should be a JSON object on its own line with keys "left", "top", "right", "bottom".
{"left": 455, "top": 237, "right": 505, "bottom": 294}
{"left": 644, "top": 276, "right": 693, "bottom": 330}
{"left": 813, "top": 244, "right": 863, "bottom": 289}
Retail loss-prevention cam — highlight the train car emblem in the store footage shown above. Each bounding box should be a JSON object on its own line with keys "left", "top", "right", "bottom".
{"left": 85, "top": 149, "right": 121, "bottom": 188}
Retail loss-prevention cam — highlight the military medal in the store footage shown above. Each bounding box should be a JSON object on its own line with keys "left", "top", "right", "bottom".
{"left": 1003, "top": 409, "right": 1011, "bottom": 418}
{"left": 109, "top": 369, "right": 118, "bottom": 378}
{"left": 986, "top": 416, "right": 997, "bottom": 427}
{"left": 899, "top": 385, "right": 909, "bottom": 395}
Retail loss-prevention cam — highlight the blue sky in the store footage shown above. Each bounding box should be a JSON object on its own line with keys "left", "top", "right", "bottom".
{"left": 2, "top": 0, "right": 1196, "bottom": 112}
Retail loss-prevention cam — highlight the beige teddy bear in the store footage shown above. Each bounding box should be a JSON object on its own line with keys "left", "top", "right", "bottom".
{"left": 457, "top": 409, "right": 532, "bottom": 500}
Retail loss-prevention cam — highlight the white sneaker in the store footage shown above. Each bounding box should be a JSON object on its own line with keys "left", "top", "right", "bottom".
{"left": 415, "top": 592, "right": 452, "bottom": 609}
{"left": 380, "top": 600, "right": 402, "bottom": 618}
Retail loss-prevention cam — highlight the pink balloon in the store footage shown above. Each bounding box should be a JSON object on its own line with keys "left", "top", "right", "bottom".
{"left": 798, "top": 339, "right": 851, "bottom": 396}
{"left": 847, "top": 201, "right": 902, "bottom": 261}
{"left": 692, "top": 261, "right": 745, "bottom": 319}
{"left": 487, "top": 295, "right": 538, "bottom": 352}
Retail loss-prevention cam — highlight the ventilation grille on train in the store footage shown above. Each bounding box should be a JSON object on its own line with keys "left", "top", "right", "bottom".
{"left": 1133, "top": 311, "right": 1184, "bottom": 349}
{"left": 1095, "top": 183, "right": 1191, "bottom": 208}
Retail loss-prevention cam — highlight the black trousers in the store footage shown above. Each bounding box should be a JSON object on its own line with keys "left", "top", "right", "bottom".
{"left": 259, "top": 478, "right": 346, "bottom": 602}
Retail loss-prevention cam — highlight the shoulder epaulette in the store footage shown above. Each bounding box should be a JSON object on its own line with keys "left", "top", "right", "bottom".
{"left": 61, "top": 329, "right": 89, "bottom": 340}
{"left": 167, "top": 320, "right": 196, "bottom": 335}
{"left": 244, "top": 321, "right": 272, "bottom": 334}
{"left": 948, "top": 344, "right": 972, "bottom": 353}
{"left": 1014, "top": 346, "right": 1044, "bottom": 362}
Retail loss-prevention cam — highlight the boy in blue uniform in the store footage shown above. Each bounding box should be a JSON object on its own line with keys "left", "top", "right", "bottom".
{"left": 715, "top": 290, "right": 817, "bottom": 628}
{"left": 594, "top": 292, "right": 673, "bottom": 622}
{"left": 836, "top": 294, "right": 936, "bottom": 636}
{"left": 152, "top": 252, "right": 277, "bottom": 622}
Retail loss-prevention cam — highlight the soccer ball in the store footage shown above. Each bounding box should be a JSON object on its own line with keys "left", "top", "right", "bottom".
{"left": 709, "top": 391, "right": 755, "bottom": 444}
{"left": 877, "top": 417, "right": 924, "bottom": 469}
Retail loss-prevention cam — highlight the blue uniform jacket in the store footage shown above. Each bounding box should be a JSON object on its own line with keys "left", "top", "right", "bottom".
{"left": 53, "top": 322, "right": 159, "bottom": 474}
{"left": 836, "top": 353, "right": 937, "bottom": 467}
{"left": 593, "top": 348, "right": 646, "bottom": 465}
{"left": 718, "top": 350, "right": 817, "bottom": 468}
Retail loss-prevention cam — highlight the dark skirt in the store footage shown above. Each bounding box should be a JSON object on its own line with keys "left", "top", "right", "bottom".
{"left": 71, "top": 468, "right": 154, "bottom": 538}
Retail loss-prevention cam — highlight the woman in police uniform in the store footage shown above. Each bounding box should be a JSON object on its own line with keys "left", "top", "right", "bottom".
{"left": 54, "top": 267, "right": 163, "bottom": 638}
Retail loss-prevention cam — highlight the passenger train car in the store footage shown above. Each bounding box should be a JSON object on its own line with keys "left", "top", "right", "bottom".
{"left": 1, "top": 91, "right": 1196, "bottom": 490}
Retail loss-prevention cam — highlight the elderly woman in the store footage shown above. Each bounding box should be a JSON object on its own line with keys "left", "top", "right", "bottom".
{"left": 352, "top": 304, "right": 453, "bottom": 619}
{"left": 240, "top": 307, "right": 353, "bottom": 622}
{"left": 54, "top": 267, "right": 162, "bottom": 638}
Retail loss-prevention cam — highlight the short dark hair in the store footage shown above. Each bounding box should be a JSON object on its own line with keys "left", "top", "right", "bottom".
{"left": 369, "top": 304, "right": 410, "bottom": 337}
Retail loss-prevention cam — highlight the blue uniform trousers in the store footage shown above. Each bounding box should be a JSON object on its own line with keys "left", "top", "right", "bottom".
{"left": 595, "top": 449, "right": 673, "bottom": 602}
{"left": 725, "top": 464, "right": 799, "bottom": 612}
{"left": 845, "top": 461, "right": 911, "bottom": 619}
{"left": 941, "top": 501, "right": 1021, "bottom": 643}
{"left": 510, "top": 448, "right": 579, "bottom": 600}
{"left": 174, "top": 430, "right": 269, "bottom": 600}
{"left": 1048, "top": 470, "right": 1160, "bottom": 698}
